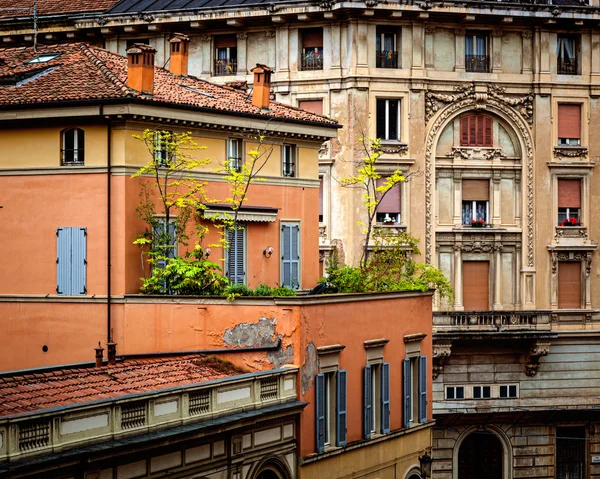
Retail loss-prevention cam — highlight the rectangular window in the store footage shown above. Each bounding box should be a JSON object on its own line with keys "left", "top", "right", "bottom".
{"left": 499, "top": 385, "right": 518, "bottom": 398}
{"left": 473, "top": 385, "right": 491, "bottom": 399}
{"left": 319, "top": 177, "right": 324, "bottom": 224}
{"left": 301, "top": 29, "right": 323, "bottom": 71}
{"left": 298, "top": 100, "right": 323, "bottom": 115}
{"left": 226, "top": 227, "right": 245, "bottom": 285}
{"left": 376, "top": 177, "right": 401, "bottom": 225}
{"left": 558, "top": 262, "right": 582, "bottom": 309}
{"left": 282, "top": 145, "right": 296, "bottom": 177}
{"left": 227, "top": 138, "right": 243, "bottom": 172}
{"left": 214, "top": 35, "right": 237, "bottom": 75}
{"left": 376, "top": 27, "right": 399, "bottom": 68}
{"left": 56, "top": 227, "right": 87, "bottom": 295}
{"left": 556, "top": 427, "right": 585, "bottom": 479}
{"left": 376, "top": 99, "right": 401, "bottom": 141}
{"left": 403, "top": 358, "right": 413, "bottom": 428}
{"left": 154, "top": 130, "right": 172, "bottom": 166}
{"left": 462, "top": 261, "right": 490, "bottom": 311}
{"left": 465, "top": 32, "right": 489, "bottom": 72}
{"left": 153, "top": 220, "right": 177, "bottom": 272}
{"left": 62, "top": 128, "right": 85, "bottom": 165}
{"left": 363, "top": 365, "right": 381, "bottom": 439}
{"left": 557, "top": 36, "right": 579, "bottom": 75}
{"left": 460, "top": 114, "right": 493, "bottom": 146}
{"left": 316, "top": 370, "right": 347, "bottom": 452}
{"left": 462, "top": 179, "right": 489, "bottom": 225}
{"left": 281, "top": 223, "right": 300, "bottom": 289}
{"left": 558, "top": 179, "right": 581, "bottom": 226}
{"left": 446, "top": 386, "right": 465, "bottom": 400}
{"left": 558, "top": 104, "right": 582, "bottom": 145}
{"left": 418, "top": 356, "right": 427, "bottom": 423}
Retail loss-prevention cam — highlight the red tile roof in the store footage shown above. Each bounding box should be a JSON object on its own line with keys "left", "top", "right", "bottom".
{"left": 0, "top": 0, "right": 119, "bottom": 19}
{"left": 0, "top": 43, "right": 337, "bottom": 126}
{"left": 0, "top": 355, "right": 245, "bottom": 417}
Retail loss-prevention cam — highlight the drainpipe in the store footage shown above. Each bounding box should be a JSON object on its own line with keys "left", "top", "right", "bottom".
{"left": 103, "top": 104, "right": 113, "bottom": 345}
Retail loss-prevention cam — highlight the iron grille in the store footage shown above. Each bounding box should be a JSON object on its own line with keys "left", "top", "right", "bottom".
{"left": 301, "top": 56, "right": 323, "bottom": 71}
{"left": 558, "top": 59, "right": 578, "bottom": 75}
{"left": 214, "top": 59, "right": 237, "bottom": 76}
{"left": 18, "top": 420, "right": 50, "bottom": 451}
{"left": 376, "top": 51, "right": 399, "bottom": 68}
{"left": 61, "top": 149, "right": 84, "bottom": 166}
{"left": 121, "top": 401, "right": 146, "bottom": 429}
{"left": 260, "top": 377, "right": 278, "bottom": 401}
{"left": 189, "top": 389, "right": 210, "bottom": 416}
{"left": 465, "top": 55, "right": 490, "bottom": 73}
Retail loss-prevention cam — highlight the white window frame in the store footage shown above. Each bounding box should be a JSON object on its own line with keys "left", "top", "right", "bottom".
{"left": 446, "top": 386, "right": 465, "bottom": 400}
{"left": 462, "top": 200, "right": 489, "bottom": 224}
{"left": 154, "top": 130, "right": 172, "bottom": 166}
{"left": 499, "top": 384, "right": 518, "bottom": 398}
{"left": 472, "top": 385, "right": 492, "bottom": 399}
{"left": 282, "top": 144, "right": 296, "bottom": 177}
{"left": 227, "top": 138, "right": 243, "bottom": 172}
{"left": 379, "top": 99, "right": 401, "bottom": 141}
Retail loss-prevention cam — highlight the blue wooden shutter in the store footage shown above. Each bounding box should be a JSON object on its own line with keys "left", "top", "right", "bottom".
{"left": 56, "top": 227, "right": 86, "bottom": 295}
{"left": 315, "top": 373, "right": 325, "bottom": 453}
{"left": 381, "top": 362, "right": 390, "bottom": 434}
{"left": 281, "top": 224, "right": 300, "bottom": 289}
{"left": 227, "top": 228, "right": 245, "bottom": 284}
{"left": 336, "top": 370, "right": 347, "bottom": 446}
{"left": 363, "top": 365, "right": 372, "bottom": 440}
{"left": 403, "top": 358, "right": 412, "bottom": 428}
{"left": 418, "top": 355, "right": 428, "bottom": 423}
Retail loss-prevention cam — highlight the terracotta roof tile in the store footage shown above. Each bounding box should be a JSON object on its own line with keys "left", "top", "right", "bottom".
{"left": 0, "top": 43, "right": 338, "bottom": 127}
{"left": 0, "top": 355, "right": 246, "bottom": 417}
{"left": 0, "top": 0, "right": 119, "bottom": 19}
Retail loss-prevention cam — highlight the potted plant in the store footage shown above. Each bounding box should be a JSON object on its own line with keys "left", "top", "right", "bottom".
{"left": 471, "top": 219, "right": 486, "bottom": 228}
{"left": 560, "top": 217, "right": 580, "bottom": 227}
{"left": 383, "top": 214, "right": 396, "bottom": 225}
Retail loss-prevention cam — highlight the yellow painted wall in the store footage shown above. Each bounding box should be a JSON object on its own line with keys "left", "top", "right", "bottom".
{"left": 298, "top": 146, "right": 319, "bottom": 179}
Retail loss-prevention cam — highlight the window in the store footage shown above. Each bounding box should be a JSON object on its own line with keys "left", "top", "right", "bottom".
{"left": 462, "top": 261, "right": 490, "bottom": 311}
{"left": 154, "top": 130, "right": 172, "bottom": 166}
{"left": 363, "top": 362, "right": 390, "bottom": 439}
{"left": 27, "top": 53, "right": 60, "bottom": 63}
{"left": 214, "top": 35, "right": 237, "bottom": 75}
{"left": 227, "top": 138, "right": 243, "bottom": 172}
{"left": 472, "top": 385, "right": 491, "bottom": 399}
{"left": 376, "top": 27, "right": 399, "bottom": 68}
{"left": 281, "top": 223, "right": 300, "bottom": 289}
{"left": 301, "top": 29, "right": 323, "bottom": 71}
{"left": 558, "top": 261, "right": 582, "bottom": 309}
{"left": 557, "top": 35, "right": 579, "bottom": 75}
{"left": 558, "top": 179, "right": 581, "bottom": 226}
{"left": 315, "top": 370, "right": 347, "bottom": 452}
{"left": 446, "top": 386, "right": 465, "bottom": 400}
{"left": 499, "top": 385, "right": 518, "bottom": 398}
{"left": 298, "top": 100, "right": 323, "bottom": 115}
{"left": 403, "top": 356, "right": 427, "bottom": 427}
{"left": 282, "top": 145, "right": 296, "bottom": 177}
{"left": 61, "top": 128, "right": 85, "bottom": 165}
{"left": 376, "top": 99, "right": 401, "bottom": 141}
{"left": 376, "top": 177, "right": 401, "bottom": 225}
{"left": 460, "top": 114, "right": 492, "bottom": 146}
{"left": 556, "top": 426, "right": 585, "bottom": 479}
{"left": 465, "top": 32, "right": 489, "bottom": 72}
{"left": 154, "top": 220, "right": 177, "bottom": 270}
{"left": 319, "top": 177, "right": 324, "bottom": 223}
{"left": 558, "top": 104, "right": 581, "bottom": 146}
{"left": 56, "top": 227, "right": 87, "bottom": 295}
{"left": 226, "top": 227, "right": 245, "bottom": 285}
{"left": 462, "top": 179, "right": 489, "bottom": 225}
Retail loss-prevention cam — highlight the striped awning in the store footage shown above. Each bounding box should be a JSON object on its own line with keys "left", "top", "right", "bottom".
{"left": 202, "top": 205, "right": 279, "bottom": 223}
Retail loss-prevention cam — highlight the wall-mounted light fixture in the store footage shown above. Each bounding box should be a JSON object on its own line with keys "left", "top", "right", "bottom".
{"left": 263, "top": 246, "right": 274, "bottom": 258}
{"left": 419, "top": 451, "right": 433, "bottom": 479}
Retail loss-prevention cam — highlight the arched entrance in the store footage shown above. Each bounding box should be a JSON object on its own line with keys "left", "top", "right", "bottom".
{"left": 251, "top": 456, "right": 292, "bottom": 479}
{"left": 458, "top": 431, "right": 503, "bottom": 479}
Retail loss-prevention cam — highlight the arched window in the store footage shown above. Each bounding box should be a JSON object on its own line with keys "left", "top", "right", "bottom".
{"left": 458, "top": 431, "right": 503, "bottom": 479}
{"left": 61, "top": 128, "right": 85, "bottom": 165}
{"left": 460, "top": 114, "right": 492, "bottom": 147}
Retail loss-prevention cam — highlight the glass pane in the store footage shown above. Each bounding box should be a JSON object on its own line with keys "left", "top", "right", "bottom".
{"left": 475, "top": 201, "right": 487, "bottom": 222}
{"left": 462, "top": 202, "right": 473, "bottom": 225}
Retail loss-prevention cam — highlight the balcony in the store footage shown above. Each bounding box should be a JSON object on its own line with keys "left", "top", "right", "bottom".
{"left": 434, "top": 310, "right": 552, "bottom": 336}
{"left": 465, "top": 55, "right": 490, "bottom": 73}
{"left": 301, "top": 55, "right": 323, "bottom": 71}
{"left": 558, "top": 58, "right": 578, "bottom": 75}
{"left": 376, "top": 51, "right": 399, "bottom": 69}
{"left": 61, "top": 149, "right": 84, "bottom": 166}
{"left": 214, "top": 59, "right": 237, "bottom": 76}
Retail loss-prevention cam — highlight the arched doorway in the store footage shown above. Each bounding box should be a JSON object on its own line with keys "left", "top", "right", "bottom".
{"left": 251, "top": 457, "right": 292, "bottom": 479}
{"left": 458, "top": 431, "right": 503, "bottom": 479}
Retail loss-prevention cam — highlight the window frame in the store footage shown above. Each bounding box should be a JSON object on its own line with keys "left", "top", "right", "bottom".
{"left": 315, "top": 346, "right": 346, "bottom": 452}
{"left": 460, "top": 114, "right": 493, "bottom": 147}
{"left": 556, "top": 426, "right": 586, "bottom": 479}
{"left": 472, "top": 385, "right": 492, "bottom": 399}
{"left": 214, "top": 35, "right": 238, "bottom": 76}
{"left": 499, "top": 384, "right": 518, "bottom": 399}
{"left": 376, "top": 98, "right": 401, "bottom": 142}
{"left": 281, "top": 222, "right": 301, "bottom": 290}
{"left": 557, "top": 34, "right": 580, "bottom": 75}
{"left": 61, "top": 128, "right": 85, "bottom": 166}
{"left": 375, "top": 26, "right": 399, "bottom": 69}
{"left": 465, "top": 31, "right": 490, "bottom": 73}
{"left": 462, "top": 200, "right": 490, "bottom": 225}
{"left": 300, "top": 28, "right": 324, "bottom": 71}
{"left": 154, "top": 130, "right": 173, "bottom": 167}
{"left": 446, "top": 386, "right": 465, "bottom": 400}
{"left": 225, "top": 226, "right": 246, "bottom": 285}
{"left": 282, "top": 144, "right": 296, "bottom": 177}
{"left": 227, "top": 138, "right": 243, "bottom": 173}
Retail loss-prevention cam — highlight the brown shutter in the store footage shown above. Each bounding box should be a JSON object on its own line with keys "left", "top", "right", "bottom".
{"left": 461, "top": 116, "right": 469, "bottom": 146}
{"left": 558, "top": 262, "right": 581, "bottom": 309}
{"left": 462, "top": 179, "right": 489, "bottom": 201}
{"left": 460, "top": 114, "right": 493, "bottom": 146}
{"left": 376, "top": 177, "right": 401, "bottom": 213}
{"left": 214, "top": 35, "right": 237, "bottom": 48}
{"left": 484, "top": 116, "right": 492, "bottom": 146}
{"left": 302, "top": 29, "right": 323, "bottom": 48}
{"left": 558, "top": 179, "right": 581, "bottom": 208}
{"left": 299, "top": 100, "right": 323, "bottom": 115}
{"left": 319, "top": 177, "right": 324, "bottom": 217}
{"left": 463, "top": 261, "right": 489, "bottom": 311}
{"left": 558, "top": 104, "right": 581, "bottom": 139}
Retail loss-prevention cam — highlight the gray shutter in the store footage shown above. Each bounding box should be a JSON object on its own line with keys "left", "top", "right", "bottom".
{"left": 315, "top": 373, "right": 325, "bottom": 453}
{"left": 227, "top": 228, "right": 245, "bottom": 284}
{"left": 381, "top": 362, "right": 390, "bottom": 434}
{"left": 336, "top": 370, "right": 347, "bottom": 446}
{"left": 363, "top": 365, "right": 372, "bottom": 440}
{"left": 56, "top": 227, "right": 86, "bottom": 295}
{"left": 403, "top": 358, "right": 411, "bottom": 428}
{"left": 418, "top": 355, "right": 427, "bottom": 423}
{"left": 281, "top": 224, "right": 300, "bottom": 289}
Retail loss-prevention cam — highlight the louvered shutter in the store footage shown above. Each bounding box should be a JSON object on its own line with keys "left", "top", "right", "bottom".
{"left": 376, "top": 99, "right": 386, "bottom": 139}
{"left": 381, "top": 362, "right": 390, "bottom": 434}
{"left": 462, "top": 179, "right": 489, "bottom": 201}
{"left": 336, "top": 370, "right": 347, "bottom": 446}
{"left": 461, "top": 115, "right": 493, "bottom": 146}
{"left": 418, "top": 356, "right": 427, "bottom": 423}
{"left": 484, "top": 116, "right": 492, "bottom": 146}
{"left": 214, "top": 35, "right": 237, "bottom": 48}
{"left": 558, "top": 262, "right": 582, "bottom": 309}
{"left": 315, "top": 373, "right": 325, "bottom": 453}
{"left": 56, "top": 227, "right": 87, "bottom": 295}
{"left": 302, "top": 29, "right": 323, "bottom": 48}
{"left": 460, "top": 117, "right": 469, "bottom": 145}
{"left": 227, "top": 228, "right": 245, "bottom": 284}
{"left": 462, "top": 261, "right": 490, "bottom": 311}
{"left": 558, "top": 104, "right": 581, "bottom": 140}
{"left": 377, "top": 178, "right": 401, "bottom": 214}
{"left": 558, "top": 179, "right": 581, "bottom": 208}
{"left": 403, "top": 358, "right": 411, "bottom": 428}
{"left": 281, "top": 224, "right": 300, "bottom": 289}
{"left": 363, "top": 365, "right": 372, "bottom": 440}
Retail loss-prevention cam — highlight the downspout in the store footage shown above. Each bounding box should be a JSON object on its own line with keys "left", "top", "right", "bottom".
{"left": 103, "top": 105, "right": 112, "bottom": 344}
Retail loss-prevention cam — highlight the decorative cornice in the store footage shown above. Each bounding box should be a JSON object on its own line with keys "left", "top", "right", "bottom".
{"left": 364, "top": 338, "right": 390, "bottom": 348}
{"left": 317, "top": 344, "right": 346, "bottom": 355}
{"left": 553, "top": 146, "right": 588, "bottom": 159}
{"left": 403, "top": 333, "right": 426, "bottom": 344}
{"left": 380, "top": 142, "right": 409, "bottom": 155}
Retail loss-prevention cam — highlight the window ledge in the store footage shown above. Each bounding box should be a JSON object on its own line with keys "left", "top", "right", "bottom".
{"left": 553, "top": 146, "right": 588, "bottom": 159}
{"left": 379, "top": 142, "right": 408, "bottom": 155}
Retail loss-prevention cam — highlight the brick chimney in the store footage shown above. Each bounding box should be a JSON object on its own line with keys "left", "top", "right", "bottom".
{"left": 169, "top": 33, "right": 190, "bottom": 76}
{"left": 250, "top": 64, "right": 272, "bottom": 109}
{"left": 107, "top": 341, "right": 117, "bottom": 366}
{"left": 126, "top": 43, "right": 156, "bottom": 94}
{"left": 94, "top": 342, "right": 104, "bottom": 368}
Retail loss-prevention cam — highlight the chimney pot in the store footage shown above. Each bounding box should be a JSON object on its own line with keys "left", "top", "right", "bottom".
{"left": 107, "top": 341, "right": 117, "bottom": 366}
{"left": 94, "top": 342, "right": 105, "bottom": 368}
{"left": 250, "top": 64, "right": 272, "bottom": 109}
{"left": 169, "top": 33, "right": 190, "bottom": 77}
{"left": 126, "top": 43, "right": 156, "bottom": 94}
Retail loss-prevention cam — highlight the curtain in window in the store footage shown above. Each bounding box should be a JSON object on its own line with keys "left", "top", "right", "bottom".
{"left": 558, "top": 37, "right": 575, "bottom": 62}
{"left": 475, "top": 35, "right": 486, "bottom": 56}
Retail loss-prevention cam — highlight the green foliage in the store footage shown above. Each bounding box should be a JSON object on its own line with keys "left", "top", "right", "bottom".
{"left": 224, "top": 282, "right": 298, "bottom": 299}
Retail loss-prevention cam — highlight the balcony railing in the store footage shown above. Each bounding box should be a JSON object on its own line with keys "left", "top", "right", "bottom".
{"left": 558, "top": 59, "right": 578, "bottom": 75}
{"left": 214, "top": 59, "right": 237, "bottom": 76}
{"left": 301, "top": 55, "right": 323, "bottom": 71}
{"left": 465, "top": 54, "right": 490, "bottom": 73}
{"left": 434, "top": 310, "right": 551, "bottom": 333}
{"left": 376, "top": 51, "right": 399, "bottom": 68}
{"left": 61, "top": 149, "right": 84, "bottom": 166}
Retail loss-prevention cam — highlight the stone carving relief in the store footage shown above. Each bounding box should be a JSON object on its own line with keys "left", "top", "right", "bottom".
{"left": 236, "top": 33, "right": 248, "bottom": 40}
{"left": 319, "top": 0, "right": 335, "bottom": 10}
{"left": 554, "top": 226, "right": 588, "bottom": 241}
{"left": 433, "top": 341, "right": 452, "bottom": 379}
{"left": 553, "top": 146, "right": 589, "bottom": 159}
{"left": 444, "top": 147, "right": 507, "bottom": 162}
{"left": 550, "top": 250, "right": 593, "bottom": 275}
{"left": 525, "top": 341, "right": 550, "bottom": 377}
{"left": 380, "top": 143, "right": 409, "bottom": 155}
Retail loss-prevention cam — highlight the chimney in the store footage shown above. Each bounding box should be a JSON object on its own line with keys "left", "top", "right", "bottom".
{"left": 107, "top": 341, "right": 117, "bottom": 366}
{"left": 250, "top": 64, "right": 272, "bottom": 109}
{"left": 169, "top": 33, "right": 190, "bottom": 76}
{"left": 126, "top": 43, "right": 156, "bottom": 94}
{"left": 94, "top": 342, "right": 104, "bottom": 368}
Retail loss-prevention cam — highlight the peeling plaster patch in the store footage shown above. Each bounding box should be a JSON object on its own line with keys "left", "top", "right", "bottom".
{"left": 268, "top": 345, "right": 294, "bottom": 369}
{"left": 301, "top": 342, "right": 318, "bottom": 395}
{"left": 223, "top": 317, "right": 279, "bottom": 347}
